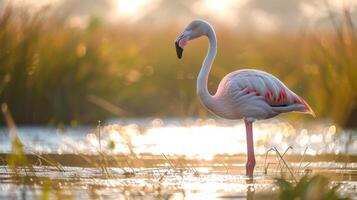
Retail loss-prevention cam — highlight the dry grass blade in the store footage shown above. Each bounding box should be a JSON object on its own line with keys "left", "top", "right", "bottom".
{"left": 263, "top": 148, "right": 276, "bottom": 175}
{"left": 1, "top": 103, "right": 18, "bottom": 141}
{"left": 297, "top": 147, "right": 309, "bottom": 175}
{"left": 30, "top": 151, "right": 65, "bottom": 172}
{"left": 276, "top": 146, "right": 293, "bottom": 174}
{"left": 97, "top": 120, "right": 102, "bottom": 152}
{"left": 273, "top": 147, "right": 297, "bottom": 182}
{"left": 62, "top": 140, "right": 101, "bottom": 168}
{"left": 162, "top": 154, "right": 176, "bottom": 170}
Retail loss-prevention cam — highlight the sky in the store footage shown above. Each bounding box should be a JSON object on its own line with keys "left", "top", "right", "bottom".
{"left": 2, "top": 0, "right": 357, "bottom": 32}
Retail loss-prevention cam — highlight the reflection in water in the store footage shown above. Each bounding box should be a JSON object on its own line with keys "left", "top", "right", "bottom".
{"left": 247, "top": 185, "right": 255, "bottom": 200}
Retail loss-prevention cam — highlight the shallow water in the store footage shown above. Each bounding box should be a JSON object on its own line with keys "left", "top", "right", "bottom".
{"left": 0, "top": 161, "right": 356, "bottom": 199}
{"left": 0, "top": 118, "right": 356, "bottom": 199}
{"left": 0, "top": 118, "right": 356, "bottom": 157}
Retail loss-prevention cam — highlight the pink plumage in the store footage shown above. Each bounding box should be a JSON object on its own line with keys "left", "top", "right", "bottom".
{"left": 212, "top": 69, "right": 315, "bottom": 120}
{"left": 175, "top": 19, "right": 314, "bottom": 178}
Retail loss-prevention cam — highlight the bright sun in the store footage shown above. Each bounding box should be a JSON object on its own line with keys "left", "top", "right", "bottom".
{"left": 192, "top": 0, "right": 250, "bottom": 24}
{"left": 203, "top": 0, "right": 233, "bottom": 13}
{"left": 115, "top": 0, "right": 147, "bottom": 17}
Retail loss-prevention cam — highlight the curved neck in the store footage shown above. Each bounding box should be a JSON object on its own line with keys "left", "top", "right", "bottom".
{"left": 197, "top": 25, "right": 217, "bottom": 108}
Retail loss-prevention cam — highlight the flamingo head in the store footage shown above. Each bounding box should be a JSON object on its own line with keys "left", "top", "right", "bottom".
{"left": 175, "top": 19, "right": 210, "bottom": 59}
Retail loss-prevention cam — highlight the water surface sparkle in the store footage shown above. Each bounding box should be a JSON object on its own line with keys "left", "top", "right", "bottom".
{"left": 0, "top": 118, "right": 355, "bottom": 159}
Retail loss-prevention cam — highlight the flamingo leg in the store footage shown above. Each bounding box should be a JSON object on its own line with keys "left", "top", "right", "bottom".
{"left": 245, "top": 120, "right": 256, "bottom": 177}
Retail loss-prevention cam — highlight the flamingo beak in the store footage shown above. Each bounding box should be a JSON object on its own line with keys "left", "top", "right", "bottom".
{"left": 175, "top": 32, "right": 189, "bottom": 59}
{"left": 175, "top": 41, "right": 183, "bottom": 59}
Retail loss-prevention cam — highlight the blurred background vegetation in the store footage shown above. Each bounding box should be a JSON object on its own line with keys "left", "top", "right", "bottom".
{"left": 0, "top": 0, "right": 356, "bottom": 128}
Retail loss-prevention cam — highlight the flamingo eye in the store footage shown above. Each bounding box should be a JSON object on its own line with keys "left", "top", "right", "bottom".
{"left": 188, "top": 24, "right": 198, "bottom": 31}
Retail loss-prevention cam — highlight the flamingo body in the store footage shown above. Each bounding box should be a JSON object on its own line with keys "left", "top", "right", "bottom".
{"left": 175, "top": 19, "right": 314, "bottom": 177}
{"left": 210, "top": 69, "right": 314, "bottom": 120}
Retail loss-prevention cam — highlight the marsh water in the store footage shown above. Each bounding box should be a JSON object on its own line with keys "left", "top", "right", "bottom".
{"left": 0, "top": 118, "right": 356, "bottom": 199}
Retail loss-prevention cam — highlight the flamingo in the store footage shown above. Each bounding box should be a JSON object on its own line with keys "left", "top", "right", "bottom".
{"left": 174, "top": 19, "right": 315, "bottom": 177}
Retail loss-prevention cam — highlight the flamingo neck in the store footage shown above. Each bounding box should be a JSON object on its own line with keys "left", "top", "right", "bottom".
{"left": 197, "top": 25, "right": 217, "bottom": 110}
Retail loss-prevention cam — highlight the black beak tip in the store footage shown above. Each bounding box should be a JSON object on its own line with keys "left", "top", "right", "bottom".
{"left": 175, "top": 41, "right": 183, "bottom": 59}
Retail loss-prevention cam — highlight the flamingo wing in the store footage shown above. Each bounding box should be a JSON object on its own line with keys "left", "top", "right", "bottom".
{"left": 218, "top": 69, "right": 314, "bottom": 119}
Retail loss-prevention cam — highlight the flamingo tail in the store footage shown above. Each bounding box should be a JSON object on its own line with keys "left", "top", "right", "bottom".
{"left": 298, "top": 96, "right": 315, "bottom": 117}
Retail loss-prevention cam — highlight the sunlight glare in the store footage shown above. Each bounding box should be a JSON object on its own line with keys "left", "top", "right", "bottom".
{"left": 86, "top": 133, "right": 98, "bottom": 147}
{"left": 116, "top": 0, "right": 146, "bottom": 17}
{"left": 328, "top": 125, "right": 336, "bottom": 135}
{"left": 113, "top": 0, "right": 161, "bottom": 22}
{"left": 109, "top": 130, "right": 121, "bottom": 142}
{"left": 48, "top": 120, "right": 349, "bottom": 157}
{"left": 192, "top": 0, "right": 250, "bottom": 24}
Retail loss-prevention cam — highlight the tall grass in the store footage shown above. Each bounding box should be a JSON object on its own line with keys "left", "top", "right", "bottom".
{"left": 306, "top": 6, "right": 357, "bottom": 128}
{"left": 0, "top": 4, "right": 356, "bottom": 127}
